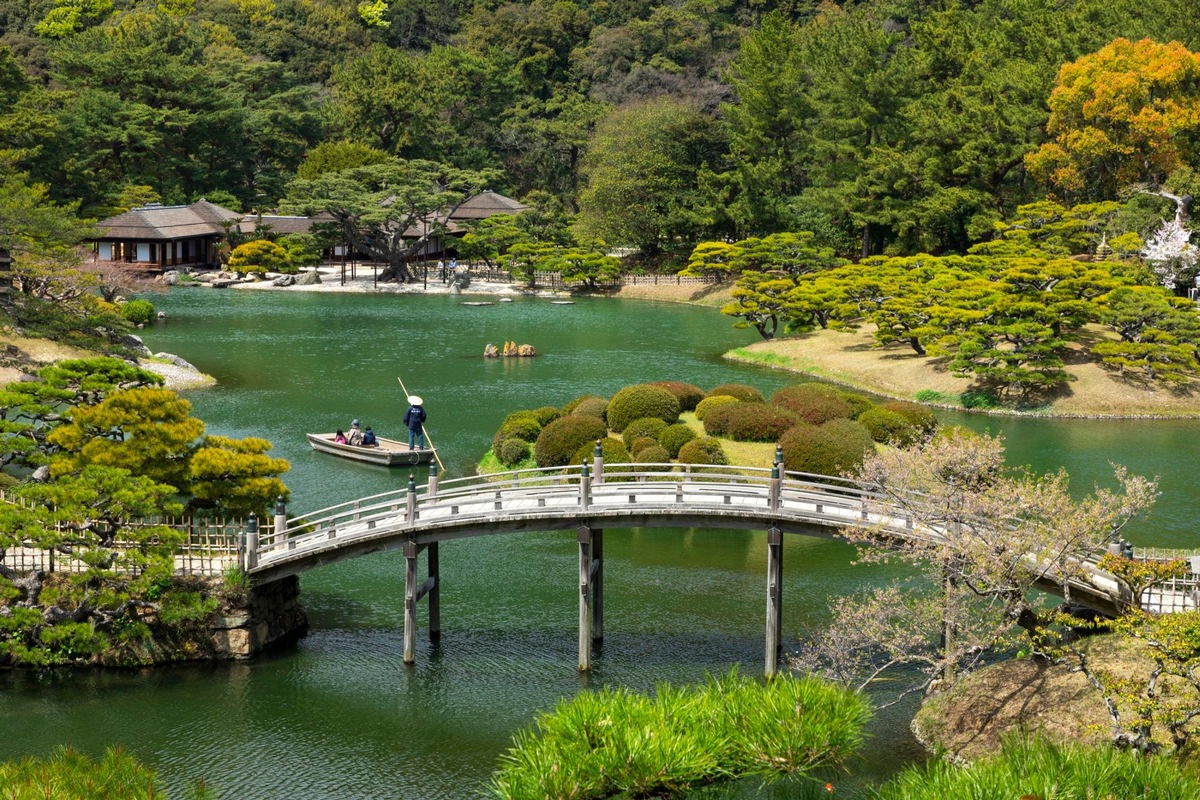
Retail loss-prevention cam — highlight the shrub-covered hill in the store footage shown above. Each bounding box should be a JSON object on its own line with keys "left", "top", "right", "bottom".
{"left": 478, "top": 379, "right": 939, "bottom": 477}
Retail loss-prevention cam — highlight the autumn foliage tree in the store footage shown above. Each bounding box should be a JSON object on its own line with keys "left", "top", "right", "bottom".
{"left": 1026, "top": 38, "right": 1200, "bottom": 202}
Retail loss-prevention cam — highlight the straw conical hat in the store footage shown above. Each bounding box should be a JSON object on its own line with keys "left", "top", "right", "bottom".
{"left": 408, "top": 395, "right": 423, "bottom": 405}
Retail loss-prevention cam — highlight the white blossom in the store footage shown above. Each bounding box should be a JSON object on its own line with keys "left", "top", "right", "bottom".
{"left": 1141, "top": 219, "right": 1198, "bottom": 290}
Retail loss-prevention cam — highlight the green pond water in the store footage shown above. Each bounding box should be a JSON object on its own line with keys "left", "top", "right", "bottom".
{"left": 2, "top": 288, "right": 1198, "bottom": 798}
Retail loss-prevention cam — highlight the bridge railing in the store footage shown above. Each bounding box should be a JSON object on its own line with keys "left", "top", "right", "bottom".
{"left": 260, "top": 463, "right": 896, "bottom": 561}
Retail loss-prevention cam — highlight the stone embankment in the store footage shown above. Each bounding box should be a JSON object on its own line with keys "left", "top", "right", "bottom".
{"left": 211, "top": 576, "right": 308, "bottom": 659}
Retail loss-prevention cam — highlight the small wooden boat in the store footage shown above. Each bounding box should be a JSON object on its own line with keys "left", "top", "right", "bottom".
{"left": 306, "top": 433, "right": 437, "bottom": 466}
{"left": 461, "top": 301, "right": 494, "bottom": 306}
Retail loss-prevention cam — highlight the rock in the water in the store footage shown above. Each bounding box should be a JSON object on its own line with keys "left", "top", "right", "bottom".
{"left": 153, "top": 352, "right": 199, "bottom": 371}
{"left": 161, "top": 271, "right": 179, "bottom": 285}
{"left": 119, "top": 333, "right": 152, "bottom": 357}
{"left": 517, "top": 344, "right": 536, "bottom": 357}
{"left": 484, "top": 343, "right": 500, "bottom": 358}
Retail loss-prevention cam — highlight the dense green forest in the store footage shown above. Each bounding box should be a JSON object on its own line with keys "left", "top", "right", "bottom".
{"left": 2, "top": 0, "right": 1200, "bottom": 259}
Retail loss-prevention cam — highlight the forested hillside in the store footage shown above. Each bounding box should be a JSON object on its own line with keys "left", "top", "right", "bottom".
{"left": 2, "top": 0, "right": 1199, "bottom": 260}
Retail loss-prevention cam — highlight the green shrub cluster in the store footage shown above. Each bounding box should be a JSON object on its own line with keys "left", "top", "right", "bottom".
{"left": 772, "top": 384, "right": 853, "bottom": 424}
{"left": 633, "top": 444, "right": 671, "bottom": 465}
{"left": 605, "top": 384, "right": 680, "bottom": 432}
{"left": 628, "top": 436, "right": 658, "bottom": 454}
{"left": 648, "top": 380, "right": 706, "bottom": 411}
{"left": 677, "top": 436, "right": 728, "bottom": 466}
{"left": 779, "top": 420, "right": 874, "bottom": 476}
{"left": 120, "top": 299, "right": 156, "bottom": 326}
{"left": 562, "top": 394, "right": 606, "bottom": 414}
{"left": 857, "top": 408, "right": 919, "bottom": 446}
{"left": 622, "top": 417, "right": 669, "bottom": 448}
{"left": 881, "top": 401, "right": 939, "bottom": 434}
{"left": 492, "top": 412, "right": 542, "bottom": 452}
{"left": 707, "top": 382, "right": 763, "bottom": 402}
{"left": 498, "top": 438, "right": 531, "bottom": 467}
{"left": 570, "top": 396, "right": 609, "bottom": 420}
{"left": 489, "top": 668, "right": 870, "bottom": 800}
{"left": 839, "top": 391, "right": 876, "bottom": 419}
{"left": 874, "top": 737, "right": 1200, "bottom": 800}
{"left": 658, "top": 423, "right": 697, "bottom": 457}
{"left": 695, "top": 394, "right": 739, "bottom": 420}
{"left": 0, "top": 747, "right": 165, "bottom": 799}
{"left": 703, "top": 402, "right": 796, "bottom": 441}
{"left": 531, "top": 406, "right": 562, "bottom": 426}
{"left": 572, "top": 438, "right": 630, "bottom": 467}
{"left": 534, "top": 415, "right": 608, "bottom": 467}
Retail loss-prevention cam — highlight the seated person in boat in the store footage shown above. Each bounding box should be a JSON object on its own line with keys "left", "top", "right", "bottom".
{"left": 347, "top": 419, "right": 364, "bottom": 445}
{"left": 334, "top": 429, "right": 347, "bottom": 444}
{"left": 361, "top": 427, "right": 378, "bottom": 447}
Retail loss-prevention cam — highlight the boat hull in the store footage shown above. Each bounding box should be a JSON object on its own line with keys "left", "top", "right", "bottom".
{"left": 306, "top": 433, "right": 436, "bottom": 466}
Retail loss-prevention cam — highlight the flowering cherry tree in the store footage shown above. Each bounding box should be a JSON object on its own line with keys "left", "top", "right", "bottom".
{"left": 1141, "top": 219, "right": 1198, "bottom": 291}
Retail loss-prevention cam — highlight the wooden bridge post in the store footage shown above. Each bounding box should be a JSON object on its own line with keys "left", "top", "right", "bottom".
{"left": 578, "top": 525, "right": 593, "bottom": 671}
{"left": 765, "top": 526, "right": 783, "bottom": 678}
{"left": 428, "top": 541, "right": 440, "bottom": 639}
{"left": 592, "top": 529, "right": 604, "bottom": 643}
{"left": 769, "top": 464, "right": 781, "bottom": 512}
{"left": 244, "top": 513, "right": 258, "bottom": 571}
{"left": 592, "top": 440, "right": 604, "bottom": 485}
{"left": 404, "top": 539, "right": 418, "bottom": 664}
{"left": 579, "top": 462, "right": 591, "bottom": 510}
{"left": 273, "top": 495, "right": 286, "bottom": 550}
{"left": 406, "top": 474, "right": 417, "bottom": 521}
{"left": 427, "top": 462, "right": 439, "bottom": 500}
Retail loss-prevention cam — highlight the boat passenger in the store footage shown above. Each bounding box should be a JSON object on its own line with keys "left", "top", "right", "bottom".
{"left": 361, "top": 427, "right": 378, "bottom": 447}
{"left": 334, "top": 429, "right": 347, "bottom": 444}
{"left": 347, "top": 419, "right": 364, "bottom": 446}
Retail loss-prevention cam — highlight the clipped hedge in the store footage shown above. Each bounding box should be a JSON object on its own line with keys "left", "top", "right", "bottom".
{"left": 492, "top": 412, "right": 542, "bottom": 451}
{"left": 534, "top": 415, "right": 608, "bottom": 467}
{"left": 649, "top": 381, "right": 706, "bottom": 411}
{"left": 838, "top": 392, "right": 876, "bottom": 419}
{"left": 658, "top": 423, "right": 697, "bottom": 458}
{"left": 531, "top": 406, "right": 562, "bottom": 426}
{"left": 858, "top": 408, "right": 918, "bottom": 446}
{"left": 606, "top": 384, "right": 680, "bottom": 433}
{"left": 703, "top": 402, "right": 796, "bottom": 442}
{"left": 678, "top": 437, "right": 728, "bottom": 466}
{"left": 571, "top": 397, "right": 610, "bottom": 420}
{"left": 120, "top": 299, "right": 156, "bottom": 326}
{"left": 882, "top": 401, "right": 939, "bottom": 434}
{"left": 632, "top": 444, "right": 671, "bottom": 466}
{"left": 779, "top": 420, "right": 874, "bottom": 477}
{"left": 622, "top": 417, "right": 669, "bottom": 448}
{"left": 772, "top": 384, "right": 853, "bottom": 425}
{"left": 562, "top": 394, "right": 606, "bottom": 414}
{"left": 707, "top": 382, "right": 763, "bottom": 403}
{"left": 572, "top": 438, "right": 630, "bottom": 467}
{"left": 628, "top": 436, "right": 659, "bottom": 455}
{"left": 695, "top": 395, "right": 739, "bottom": 421}
{"left": 498, "top": 438, "right": 531, "bottom": 467}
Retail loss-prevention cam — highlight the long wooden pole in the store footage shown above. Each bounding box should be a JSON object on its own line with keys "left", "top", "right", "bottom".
{"left": 397, "top": 376, "right": 446, "bottom": 473}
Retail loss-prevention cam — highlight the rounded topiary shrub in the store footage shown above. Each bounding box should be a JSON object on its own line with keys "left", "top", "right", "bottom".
{"left": 708, "top": 383, "right": 764, "bottom": 403}
{"left": 772, "top": 384, "right": 853, "bottom": 425}
{"left": 695, "top": 395, "right": 739, "bottom": 421}
{"left": 649, "top": 381, "right": 706, "bottom": 412}
{"left": 622, "top": 417, "right": 669, "bottom": 448}
{"left": 838, "top": 392, "right": 876, "bottom": 419}
{"left": 633, "top": 444, "right": 672, "bottom": 468}
{"left": 562, "top": 394, "right": 606, "bottom": 414}
{"left": 857, "top": 408, "right": 918, "bottom": 446}
{"left": 571, "top": 396, "right": 610, "bottom": 421}
{"left": 497, "top": 438, "right": 531, "bottom": 467}
{"left": 606, "top": 384, "right": 680, "bottom": 433}
{"left": 534, "top": 415, "right": 609, "bottom": 467}
{"left": 572, "top": 438, "right": 630, "bottom": 467}
{"left": 227, "top": 239, "right": 290, "bottom": 274}
{"left": 704, "top": 403, "right": 797, "bottom": 442}
{"left": 658, "top": 423, "right": 697, "bottom": 458}
{"left": 677, "top": 436, "right": 728, "bottom": 466}
{"left": 629, "top": 436, "right": 659, "bottom": 455}
{"left": 492, "top": 412, "right": 542, "bottom": 451}
{"left": 532, "top": 406, "right": 562, "bottom": 426}
{"left": 779, "top": 420, "right": 874, "bottom": 477}
{"left": 120, "top": 299, "right": 156, "bottom": 326}
{"left": 882, "top": 401, "right": 939, "bottom": 435}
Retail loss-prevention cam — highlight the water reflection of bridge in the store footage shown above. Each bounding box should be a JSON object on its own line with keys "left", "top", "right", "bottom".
{"left": 242, "top": 457, "right": 1178, "bottom": 676}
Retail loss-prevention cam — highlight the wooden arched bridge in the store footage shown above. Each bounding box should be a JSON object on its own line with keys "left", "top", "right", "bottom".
{"left": 236, "top": 454, "right": 1162, "bottom": 677}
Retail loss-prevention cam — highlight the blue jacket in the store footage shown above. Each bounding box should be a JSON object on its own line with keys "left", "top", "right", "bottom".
{"left": 404, "top": 405, "right": 426, "bottom": 431}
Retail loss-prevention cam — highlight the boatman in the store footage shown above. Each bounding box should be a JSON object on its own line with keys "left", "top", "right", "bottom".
{"left": 403, "top": 396, "right": 426, "bottom": 450}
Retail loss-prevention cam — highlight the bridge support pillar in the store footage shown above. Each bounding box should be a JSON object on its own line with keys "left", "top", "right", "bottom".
{"left": 428, "top": 541, "right": 440, "bottom": 639}
{"left": 592, "top": 529, "right": 603, "bottom": 643}
{"left": 404, "top": 539, "right": 418, "bottom": 664}
{"left": 578, "top": 525, "right": 594, "bottom": 671}
{"left": 765, "top": 526, "right": 783, "bottom": 678}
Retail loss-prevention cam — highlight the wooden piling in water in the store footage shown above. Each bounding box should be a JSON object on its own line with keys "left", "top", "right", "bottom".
{"left": 765, "top": 526, "right": 783, "bottom": 678}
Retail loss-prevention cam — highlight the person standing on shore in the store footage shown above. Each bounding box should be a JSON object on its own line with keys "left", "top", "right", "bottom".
{"left": 403, "top": 397, "right": 426, "bottom": 450}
